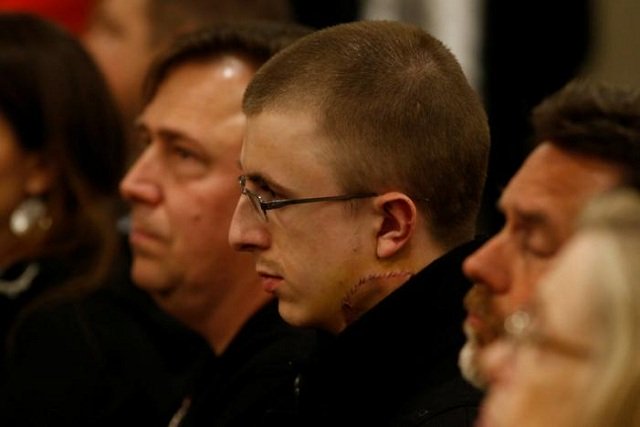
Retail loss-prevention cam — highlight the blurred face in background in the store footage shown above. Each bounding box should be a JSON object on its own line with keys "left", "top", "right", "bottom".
{"left": 120, "top": 56, "right": 258, "bottom": 325}
{"left": 82, "top": 0, "right": 155, "bottom": 127}
{"left": 477, "top": 233, "right": 601, "bottom": 427}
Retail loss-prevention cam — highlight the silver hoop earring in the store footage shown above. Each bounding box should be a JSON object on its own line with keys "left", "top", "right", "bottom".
{"left": 9, "top": 197, "right": 52, "bottom": 236}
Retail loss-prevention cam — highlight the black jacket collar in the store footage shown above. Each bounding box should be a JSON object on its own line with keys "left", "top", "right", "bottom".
{"left": 300, "top": 239, "right": 483, "bottom": 425}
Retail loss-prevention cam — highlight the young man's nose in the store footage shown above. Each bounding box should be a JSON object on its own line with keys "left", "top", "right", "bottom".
{"left": 228, "top": 196, "right": 271, "bottom": 252}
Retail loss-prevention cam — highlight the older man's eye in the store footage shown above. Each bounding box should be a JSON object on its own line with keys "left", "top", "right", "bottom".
{"left": 514, "top": 226, "right": 555, "bottom": 259}
{"left": 134, "top": 128, "right": 152, "bottom": 149}
{"left": 172, "top": 146, "right": 195, "bottom": 160}
{"left": 524, "top": 237, "right": 558, "bottom": 259}
{"left": 521, "top": 243, "right": 552, "bottom": 259}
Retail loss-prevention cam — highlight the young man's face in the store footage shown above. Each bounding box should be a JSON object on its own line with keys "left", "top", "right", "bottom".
{"left": 229, "top": 109, "right": 377, "bottom": 334}
{"left": 459, "top": 142, "right": 622, "bottom": 385}
{"left": 120, "top": 56, "right": 258, "bottom": 325}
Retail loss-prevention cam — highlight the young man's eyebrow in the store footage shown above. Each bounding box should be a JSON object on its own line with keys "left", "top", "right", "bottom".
{"left": 244, "top": 173, "right": 270, "bottom": 187}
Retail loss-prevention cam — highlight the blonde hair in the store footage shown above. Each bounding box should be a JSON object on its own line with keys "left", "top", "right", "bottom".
{"left": 576, "top": 188, "right": 640, "bottom": 427}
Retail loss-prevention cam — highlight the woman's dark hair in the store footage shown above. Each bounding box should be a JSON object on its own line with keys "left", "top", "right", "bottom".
{"left": 0, "top": 13, "right": 126, "bottom": 295}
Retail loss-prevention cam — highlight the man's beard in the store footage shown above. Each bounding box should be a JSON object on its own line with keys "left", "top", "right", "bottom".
{"left": 459, "top": 284, "right": 504, "bottom": 388}
{"left": 459, "top": 322, "right": 487, "bottom": 388}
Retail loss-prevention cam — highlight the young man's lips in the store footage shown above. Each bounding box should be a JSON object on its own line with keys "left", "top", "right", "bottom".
{"left": 258, "top": 273, "right": 283, "bottom": 293}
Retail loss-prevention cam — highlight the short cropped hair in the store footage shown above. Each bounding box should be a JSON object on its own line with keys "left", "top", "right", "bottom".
{"left": 145, "top": 0, "right": 293, "bottom": 47}
{"left": 244, "top": 20, "right": 490, "bottom": 247}
{"left": 143, "top": 20, "right": 312, "bottom": 104}
{"left": 532, "top": 79, "right": 640, "bottom": 188}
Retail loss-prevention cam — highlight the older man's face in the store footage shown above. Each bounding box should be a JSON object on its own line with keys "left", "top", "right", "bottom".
{"left": 459, "top": 142, "right": 622, "bottom": 387}
{"left": 120, "top": 56, "right": 258, "bottom": 325}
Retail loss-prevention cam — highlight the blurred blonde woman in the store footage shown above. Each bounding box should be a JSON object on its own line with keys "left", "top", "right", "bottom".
{"left": 478, "top": 187, "right": 640, "bottom": 427}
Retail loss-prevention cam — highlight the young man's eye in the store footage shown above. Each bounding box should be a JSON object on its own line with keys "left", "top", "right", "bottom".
{"left": 244, "top": 175, "right": 283, "bottom": 200}
{"left": 257, "top": 183, "right": 278, "bottom": 200}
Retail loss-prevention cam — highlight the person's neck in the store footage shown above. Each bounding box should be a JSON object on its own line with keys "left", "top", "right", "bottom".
{"left": 198, "top": 285, "right": 273, "bottom": 356}
{"left": 336, "top": 237, "right": 445, "bottom": 332}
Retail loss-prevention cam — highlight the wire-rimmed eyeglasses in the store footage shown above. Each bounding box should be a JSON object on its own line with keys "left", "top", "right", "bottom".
{"left": 238, "top": 175, "right": 377, "bottom": 221}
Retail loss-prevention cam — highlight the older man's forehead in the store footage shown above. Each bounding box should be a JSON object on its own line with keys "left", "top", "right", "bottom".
{"left": 502, "top": 144, "right": 621, "bottom": 209}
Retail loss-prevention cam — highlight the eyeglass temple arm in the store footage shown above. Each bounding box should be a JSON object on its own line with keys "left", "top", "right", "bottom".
{"left": 262, "top": 193, "right": 377, "bottom": 211}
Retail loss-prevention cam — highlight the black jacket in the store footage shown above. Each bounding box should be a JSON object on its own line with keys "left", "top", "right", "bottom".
{"left": 178, "top": 301, "right": 317, "bottom": 427}
{"left": 295, "top": 240, "right": 483, "bottom": 427}
{"left": 0, "top": 247, "right": 209, "bottom": 426}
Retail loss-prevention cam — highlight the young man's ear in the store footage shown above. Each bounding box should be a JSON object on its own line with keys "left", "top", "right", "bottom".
{"left": 24, "top": 153, "right": 55, "bottom": 196}
{"left": 373, "top": 192, "right": 417, "bottom": 259}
